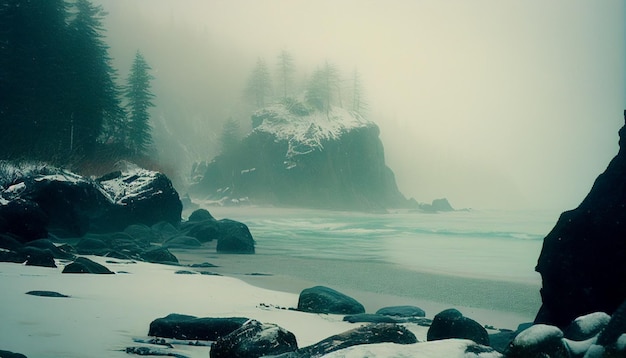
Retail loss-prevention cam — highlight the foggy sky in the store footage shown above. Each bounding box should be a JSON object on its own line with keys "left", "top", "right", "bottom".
{"left": 97, "top": 0, "right": 625, "bottom": 211}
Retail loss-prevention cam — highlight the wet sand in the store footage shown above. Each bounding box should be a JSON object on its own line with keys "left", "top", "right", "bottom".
{"left": 171, "top": 246, "right": 541, "bottom": 330}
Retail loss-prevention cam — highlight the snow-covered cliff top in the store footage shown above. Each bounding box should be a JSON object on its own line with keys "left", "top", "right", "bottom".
{"left": 252, "top": 104, "right": 372, "bottom": 160}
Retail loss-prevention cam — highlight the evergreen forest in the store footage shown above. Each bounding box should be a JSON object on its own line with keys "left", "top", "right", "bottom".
{"left": 0, "top": 0, "right": 154, "bottom": 170}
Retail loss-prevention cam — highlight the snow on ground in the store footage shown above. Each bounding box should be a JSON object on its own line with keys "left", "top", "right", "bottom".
{"left": 0, "top": 257, "right": 490, "bottom": 358}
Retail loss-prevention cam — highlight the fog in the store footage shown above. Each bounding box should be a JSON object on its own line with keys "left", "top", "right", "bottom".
{"left": 96, "top": 0, "right": 625, "bottom": 211}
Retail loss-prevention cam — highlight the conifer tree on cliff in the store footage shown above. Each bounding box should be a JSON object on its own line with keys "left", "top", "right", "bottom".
{"left": 276, "top": 50, "right": 295, "bottom": 100}
{"left": 306, "top": 61, "right": 340, "bottom": 117}
{"left": 245, "top": 57, "right": 272, "bottom": 108}
{"left": 124, "top": 50, "right": 155, "bottom": 156}
{"left": 67, "top": 0, "right": 125, "bottom": 156}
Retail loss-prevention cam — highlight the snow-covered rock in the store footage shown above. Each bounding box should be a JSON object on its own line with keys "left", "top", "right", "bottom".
{"left": 190, "top": 103, "right": 409, "bottom": 211}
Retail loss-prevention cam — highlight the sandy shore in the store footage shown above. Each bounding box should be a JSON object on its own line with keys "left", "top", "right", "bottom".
{"left": 171, "top": 246, "right": 540, "bottom": 330}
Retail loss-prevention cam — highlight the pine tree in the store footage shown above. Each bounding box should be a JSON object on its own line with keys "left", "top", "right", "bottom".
{"left": 350, "top": 69, "right": 368, "bottom": 115}
{"left": 220, "top": 118, "right": 241, "bottom": 155}
{"left": 245, "top": 57, "right": 272, "bottom": 108}
{"left": 305, "top": 61, "right": 340, "bottom": 117}
{"left": 124, "top": 50, "right": 155, "bottom": 155}
{"left": 276, "top": 50, "right": 295, "bottom": 100}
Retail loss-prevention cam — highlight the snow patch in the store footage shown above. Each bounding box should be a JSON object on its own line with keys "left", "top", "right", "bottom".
{"left": 253, "top": 104, "right": 372, "bottom": 164}
{"left": 512, "top": 324, "right": 563, "bottom": 347}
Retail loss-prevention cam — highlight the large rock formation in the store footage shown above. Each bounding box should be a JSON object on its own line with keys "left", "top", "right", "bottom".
{"left": 0, "top": 163, "right": 182, "bottom": 239}
{"left": 190, "top": 103, "right": 409, "bottom": 211}
{"left": 535, "top": 110, "right": 626, "bottom": 327}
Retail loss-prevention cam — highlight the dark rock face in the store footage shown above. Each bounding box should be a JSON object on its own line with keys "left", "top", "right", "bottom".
{"left": 190, "top": 105, "right": 409, "bottom": 211}
{"left": 426, "top": 308, "right": 489, "bottom": 346}
{"left": 210, "top": 320, "right": 298, "bottom": 358}
{"left": 296, "top": 323, "right": 417, "bottom": 357}
{"left": 62, "top": 257, "right": 114, "bottom": 274}
{"left": 419, "top": 198, "right": 455, "bottom": 212}
{"left": 535, "top": 110, "right": 626, "bottom": 327}
{"left": 297, "top": 286, "right": 365, "bottom": 315}
{"left": 148, "top": 314, "right": 248, "bottom": 341}
{"left": 0, "top": 165, "right": 182, "bottom": 241}
{"left": 376, "top": 305, "right": 426, "bottom": 318}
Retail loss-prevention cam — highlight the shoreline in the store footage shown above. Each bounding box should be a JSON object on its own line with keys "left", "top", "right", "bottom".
{"left": 172, "top": 247, "right": 540, "bottom": 330}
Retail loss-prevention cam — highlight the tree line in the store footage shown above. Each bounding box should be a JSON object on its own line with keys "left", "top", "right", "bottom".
{"left": 0, "top": 0, "right": 155, "bottom": 166}
{"left": 244, "top": 51, "right": 368, "bottom": 116}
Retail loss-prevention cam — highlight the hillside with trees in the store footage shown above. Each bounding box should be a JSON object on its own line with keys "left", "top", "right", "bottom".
{"left": 0, "top": 0, "right": 155, "bottom": 171}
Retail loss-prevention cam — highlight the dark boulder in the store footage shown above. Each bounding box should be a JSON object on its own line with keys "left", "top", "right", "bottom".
{"left": 215, "top": 219, "right": 255, "bottom": 253}
{"left": 188, "top": 208, "right": 214, "bottom": 222}
{"left": 296, "top": 323, "right": 417, "bottom": 357}
{"left": 62, "top": 257, "right": 114, "bottom": 274}
{"left": 0, "top": 233, "right": 24, "bottom": 251}
{"left": 563, "top": 312, "right": 610, "bottom": 341}
{"left": 419, "top": 198, "right": 455, "bottom": 212}
{"left": 20, "top": 247, "right": 56, "bottom": 268}
{"left": 210, "top": 320, "right": 298, "bottom": 358}
{"left": 297, "top": 286, "right": 365, "bottom": 315}
{"left": 376, "top": 305, "right": 426, "bottom": 317}
{"left": 26, "top": 290, "right": 69, "bottom": 298}
{"left": 164, "top": 236, "right": 202, "bottom": 248}
{"left": 96, "top": 170, "right": 182, "bottom": 231}
{"left": 505, "top": 324, "right": 569, "bottom": 358}
{"left": 24, "top": 239, "right": 74, "bottom": 260}
{"left": 148, "top": 314, "right": 248, "bottom": 341}
{"left": 596, "top": 299, "right": 626, "bottom": 347}
{"left": 151, "top": 221, "right": 180, "bottom": 241}
{"left": 535, "top": 110, "right": 626, "bottom": 327}
{"left": 75, "top": 237, "right": 110, "bottom": 256}
{"left": 179, "top": 219, "right": 220, "bottom": 243}
{"left": 427, "top": 308, "right": 489, "bottom": 346}
{"left": 140, "top": 247, "right": 178, "bottom": 265}
{"left": 123, "top": 224, "right": 160, "bottom": 244}
{"left": 0, "top": 198, "right": 48, "bottom": 242}
{"left": 342, "top": 313, "right": 399, "bottom": 324}
{"left": 0, "top": 249, "right": 25, "bottom": 263}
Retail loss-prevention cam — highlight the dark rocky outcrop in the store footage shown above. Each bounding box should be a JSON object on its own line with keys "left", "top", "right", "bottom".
{"left": 342, "top": 313, "right": 400, "bottom": 324}
{"left": 21, "top": 247, "right": 56, "bottom": 268}
{"left": 62, "top": 257, "right": 114, "bottom": 274}
{"left": 419, "top": 198, "right": 455, "bottom": 212}
{"left": 427, "top": 308, "right": 489, "bottom": 346}
{"left": 148, "top": 314, "right": 248, "bottom": 341}
{"left": 210, "top": 320, "right": 298, "bottom": 358}
{"left": 0, "top": 165, "right": 182, "bottom": 241}
{"left": 24, "top": 239, "right": 74, "bottom": 260}
{"left": 535, "top": 110, "right": 626, "bottom": 327}
{"left": 275, "top": 323, "right": 417, "bottom": 357}
{"left": 376, "top": 305, "right": 426, "bottom": 318}
{"left": 0, "top": 350, "right": 27, "bottom": 358}
{"left": 189, "top": 104, "right": 409, "bottom": 211}
{"left": 140, "top": 247, "right": 179, "bottom": 265}
{"left": 297, "top": 286, "right": 365, "bottom": 315}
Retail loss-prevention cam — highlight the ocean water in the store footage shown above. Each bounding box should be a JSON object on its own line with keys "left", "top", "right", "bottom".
{"left": 181, "top": 205, "right": 562, "bottom": 324}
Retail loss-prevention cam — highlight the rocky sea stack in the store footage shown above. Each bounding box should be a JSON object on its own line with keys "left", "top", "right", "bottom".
{"left": 190, "top": 103, "right": 410, "bottom": 211}
{"left": 535, "top": 110, "right": 626, "bottom": 327}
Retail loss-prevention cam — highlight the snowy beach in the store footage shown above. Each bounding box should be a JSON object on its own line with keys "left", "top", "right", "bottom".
{"left": 1, "top": 256, "right": 510, "bottom": 358}
{"left": 0, "top": 207, "right": 555, "bottom": 357}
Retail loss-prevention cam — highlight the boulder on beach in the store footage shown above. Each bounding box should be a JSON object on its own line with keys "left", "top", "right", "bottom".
{"left": 0, "top": 350, "right": 27, "bottom": 358}
{"left": 148, "top": 314, "right": 249, "bottom": 341}
{"left": 62, "top": 257, "right": 114, "bottom": 274}
{"left": 215, "top": 219, "right": 255, "bottom": 254}
{"left": 210, "top": 320, "right": 298, "bottom": 358}
{"left": 297, "top": 286, "right": 365, "bottom": 315}
{"left": 25, "top": 290, "right": 69, "bottom": 298}
{"left": 296, "top": 323, "right": 417, "bottom": 357}
{"left": 427, "top": 308, "right": 489, "bottom": 346}
{"left": 505, "top": 324, "right": 568, "bottom": 358}
{"left": 563, "top": 312, "right": 610, "bottom": 341}
{"left": 376, "top": 305, "right": 426, "bottom": 318}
